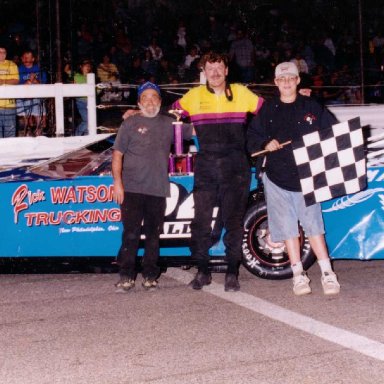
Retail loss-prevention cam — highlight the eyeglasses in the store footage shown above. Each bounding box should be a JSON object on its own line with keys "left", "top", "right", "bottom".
{"left": 276, "top": 76, "right": 298, "bottom": 83}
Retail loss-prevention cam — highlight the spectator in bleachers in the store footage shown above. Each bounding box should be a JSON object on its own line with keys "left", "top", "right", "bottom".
{"left": 74, "top": 59, "right": 92, "bottom": 135}
{"left": 16, "top": 49, "right": 47, "bottom": 136}
{"left": 227, "top": 24, "right": 237, "bottom": 46}
{"left": 298, "top": 41, "right": 316, "bottom": 73}
{"left": 207, "top": 15, "right": 227, "bottom": 52}
{"left": 185, "top": 56, "right": 201, "bottom": 83}
{"left": 311, "top": 64, "right": 330, "bottom": 104}
{"left": 176, "top": 20, "right": 188, "bottom": 51}
{"left": 148, "top": 37, "right": 163, "bottom": 62}
{"left": 372, "top": 31, "right": 384, "bottom": 66}
{"left": 93, "top": 25, "right": 112, "bottom": 62}
{"left": 313, "top": 36, "right": 335, "bottom": 73}
{"left": 8, "top": 33, "right": 27, "bottom": 61}
{"left": 128, "top": 55, "right": 147, "bottom": 84}
{"left": 3, "top": 1, "right": 383, "bottom": 110}
{"left": 157, "top": 56, "right": 176, "bottom": 84}
{"left": 0, "top": 44, "right": 19, "bottom": 138}
{"left": 267, "top": 49, "right": 283, "bottom": 81}
{"left": 184, "top": 45, "right": 200, "bottom": 69}
{"left": 141, "top": 49, "right": 158, "bottom": 79}
{"left": 254, "top": 36, "right": 271, "bottom": 82}
{"left": 229, "top": 28, "right": 255, "bottom": 83}
{"left": 114, "top": 38, "right": 135, "bottom": 83}
{"left": 97, "top": 53, "right": 119, "bottom": 83}
{"left": 63, "top": 62, "right": 74, "bottom": 84}
{"left": 167, "top": 36, "right": 186, "bottom": 69}
{"left": 291, "top": 51, "right": 309, "bottom": 74}
{"left": 183, "top": 44, "right": 201, "bottom": 81}
{"left": 97, "top": 53, "right": 122, "bottom": 103}
{"left": 77, "top": 23, "right": 94, "bottom": 61}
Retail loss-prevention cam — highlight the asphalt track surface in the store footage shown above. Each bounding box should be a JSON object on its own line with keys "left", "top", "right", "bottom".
{"left": 1, "top": 260, "right": 384, "bottom": 384}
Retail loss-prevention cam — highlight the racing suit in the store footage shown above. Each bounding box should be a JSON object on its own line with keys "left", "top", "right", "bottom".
{"left": 173, "top": 84, "right": 263, "bottom": 273}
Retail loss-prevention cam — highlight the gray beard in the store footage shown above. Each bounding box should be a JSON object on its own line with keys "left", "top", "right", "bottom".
{"left": 138, "top": 103, "right": 161, "bottom": 118}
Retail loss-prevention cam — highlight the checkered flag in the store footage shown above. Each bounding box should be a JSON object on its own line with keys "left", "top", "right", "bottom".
{"left": 292, "top": 117, "right": 367, "bottom": 206}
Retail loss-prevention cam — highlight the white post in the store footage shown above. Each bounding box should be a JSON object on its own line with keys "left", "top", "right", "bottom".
{"left": 54, "top": 82, "right": 65, "bottom": 136}
{"left": 200, "top": 70, "right": 206, "bottom": 85}
{"left": 86, "top": 73, "right": 97, "bottom": 136}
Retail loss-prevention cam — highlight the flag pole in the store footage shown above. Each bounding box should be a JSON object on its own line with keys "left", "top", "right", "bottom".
{"left": 251, "top": 140, "right": 292, "bottom": 157}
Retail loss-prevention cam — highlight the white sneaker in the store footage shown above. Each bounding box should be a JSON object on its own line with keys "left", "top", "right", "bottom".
{"left": 114, "top": 278, "right": 135, "bottom": 293}
{"left": 321, "top": 271, "right": 340, "bottom": 295}
{"left": 293, "top": 272, "right": 311, "bottom": 296}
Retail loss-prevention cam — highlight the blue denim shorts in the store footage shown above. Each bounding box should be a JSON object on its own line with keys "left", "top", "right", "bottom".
{"left": 262, "top": 173, "right": 325, "bottom": 242}
{"left": 16, "top": 99, "right": 46, "bottom": 117}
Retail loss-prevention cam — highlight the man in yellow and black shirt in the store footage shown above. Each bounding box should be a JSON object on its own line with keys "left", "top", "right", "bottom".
{"left": 173, "top": 52, "right": 263, "bottom": 291}
{"left": 0, "top": 44, "right": 19, "bottom": 138}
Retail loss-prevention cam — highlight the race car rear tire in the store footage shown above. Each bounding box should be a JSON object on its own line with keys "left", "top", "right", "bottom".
{"left": 242, "top": 200, "right": 316, "bottom": 280}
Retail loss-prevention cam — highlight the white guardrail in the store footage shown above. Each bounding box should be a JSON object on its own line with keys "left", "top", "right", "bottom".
{"left": 0, "top": 74, "right": 383, "bottom": 145}
{"left": 0, "top": 73, "right": 97, "bottom": 136}
{"left": 328, "top": 104, "right": 384, "bottom": 134}
{"left": 329, "top": 104, "right": 384, "bottom": 166}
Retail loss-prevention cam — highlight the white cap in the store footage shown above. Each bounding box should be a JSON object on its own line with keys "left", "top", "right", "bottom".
{"left": 275, "top": 62, "right": 299, "bottom": 78}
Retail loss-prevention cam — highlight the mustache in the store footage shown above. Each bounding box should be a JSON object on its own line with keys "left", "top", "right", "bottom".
{"left": 138, "top": 103, "right": 161, "bottom": 117}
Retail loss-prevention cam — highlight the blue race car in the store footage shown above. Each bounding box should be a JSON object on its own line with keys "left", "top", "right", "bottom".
{"left": 0, "top": 132, "right": 383, "bottom": 279}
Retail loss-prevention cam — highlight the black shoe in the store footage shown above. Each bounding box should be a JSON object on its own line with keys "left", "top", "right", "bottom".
{"left": 189, "top": 271, "right": 212, "bottom": 290}
{"left": 224, "top": 273, "right": 240, "bottom": 292}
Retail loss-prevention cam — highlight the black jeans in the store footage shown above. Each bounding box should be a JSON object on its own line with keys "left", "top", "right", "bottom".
{"left": 118, "top": 192, "right": 166, "bottom": 279}
{"left": 190, "top": 173, "right": 250, "bottom": 274}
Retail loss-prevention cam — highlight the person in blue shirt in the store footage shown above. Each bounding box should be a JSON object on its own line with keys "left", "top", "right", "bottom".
{"left": 17, "top": 50, "right": 47, "bottom": 136}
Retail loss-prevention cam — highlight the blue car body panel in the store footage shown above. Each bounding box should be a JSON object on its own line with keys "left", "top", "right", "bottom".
{"left": 0, "top": 164, "right": 383, "bottom": 259}
{"left": 321, "top": 167, "right": 384, "bottom": 260}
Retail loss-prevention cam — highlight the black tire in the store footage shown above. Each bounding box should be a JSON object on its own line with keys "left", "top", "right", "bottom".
{"left": 242, "top": 198, "right": 316, "bottom": 280}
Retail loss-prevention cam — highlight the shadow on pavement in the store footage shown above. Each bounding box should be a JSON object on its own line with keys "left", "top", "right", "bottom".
{"left": 0, "top": 257, "right": 119, "bottom": 274}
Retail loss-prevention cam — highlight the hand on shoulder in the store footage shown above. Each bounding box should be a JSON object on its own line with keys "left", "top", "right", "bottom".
{"left": 299, "top": 88, "right": 312, "bottom": 97}
{"left": 122, "top": 109, "right": 141, "bottom": 120}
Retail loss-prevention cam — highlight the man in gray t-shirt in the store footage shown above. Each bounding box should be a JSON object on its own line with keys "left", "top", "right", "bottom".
{"left": 112, "top": 82, "right": 192, "bottom": 292}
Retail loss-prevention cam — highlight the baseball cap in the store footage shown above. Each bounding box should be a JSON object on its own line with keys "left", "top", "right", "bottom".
{"left": 137, "top": 82, "right": 161, "bottom": 98}
{"left": 275, "top": 62, "right": 299, "bottom": 78}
